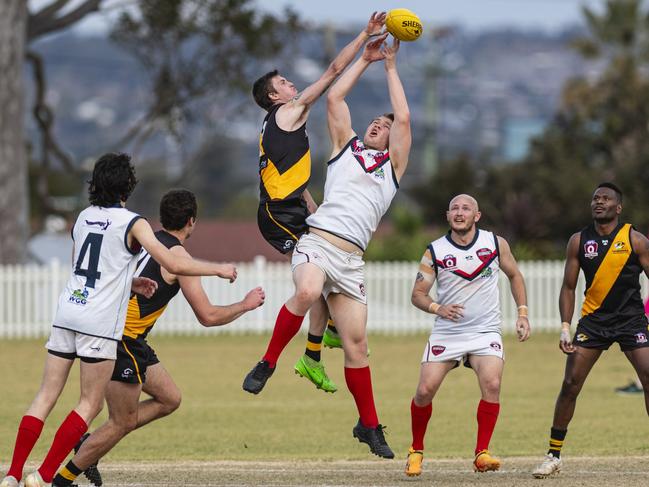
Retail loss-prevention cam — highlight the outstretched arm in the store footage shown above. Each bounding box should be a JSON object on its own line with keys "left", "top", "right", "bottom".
{"left": 497, "top": 236, "right": 530, "bottom": 342}
{"left": 130, "top": 219, "right": 237, "bottom": 279}
{"left": 558, "top": 233, "right": 581, "bottom": 354}
{"left": 327, "top": 33, "right": 388, "bottom": 153}
{"left": 384, "top": 38, "right": 411, "bottom": 181}
{"left": 277, "top": 12, "right": 385, "bottom": 131}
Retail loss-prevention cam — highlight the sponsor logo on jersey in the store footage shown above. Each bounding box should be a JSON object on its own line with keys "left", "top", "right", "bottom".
{"left": 635, "top": 333, "right": 648, "bottom": 344}
{"left": 584, "top": 240, "right": 598, "bottom": 259}
{"left": 282, "top": 240, "right": 295, "bottom": 250}
{"left": 431, "top": 345, "right": 446, "bottom": 356}
{"left": 602, "top": 239, "right": 609, "bottom": 246}
{"left": 480, "top": 267, "right": 493, "bottom": 279}
{"left": 612, "top": 241, "right": 629, "bottom": 254}
{"left": 68, "top": 287, "right": 89, "bottom": 306}
{"left": 576, "top": 333, "right": 589, "bottom": 342}
{"left": 490, "top": 341, "right": 502, "bottom": 351}
{"left": 442, "top": 254, "right": 457, "bottom": 269}
{"left": 373, "top": 167, "right": 385, "bottom": 180}
{"left": 359, "top": 283, "right": 366, "bottom": 297}
{"left": 85, "top": 219, "right": 111, "bottom": 231}
{"left": 121, "top": 368, "right": 134, "bottom": 379}
{"left": 465, "top": 255, "right": 474, "bottom": 261}
{"left": 476, "top": 248, "right": 492, "bottom": 262}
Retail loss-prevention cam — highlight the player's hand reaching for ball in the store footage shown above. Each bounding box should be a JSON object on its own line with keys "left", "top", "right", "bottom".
{"left": 365, "top": 11, "right": 387, "bottom": 37}
{"left": 516, "top": 316, "right": 531, "bottom": 342}
{"left": 383, "top": 37, "right": 400, "bottom": 70}
{"left": 362, "top": 33, "right": 388, "bottom": 63}
{"left": 436, "top": 303, "right": 464, "bottom": 322}
{"left": 218, "top": 264, "right": 238, "bottom": 283}
{"left": 243, "top": 287, "right": 265, "bottom": 311}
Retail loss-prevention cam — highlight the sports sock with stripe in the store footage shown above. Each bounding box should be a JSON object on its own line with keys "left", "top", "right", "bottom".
{"left": 304, "top": 333, "right": 323, "bottom": 362}
{"left": 547, "top": 427, "right": 567, "bottom": 458}
{"left": 52, "top": 460, "right": 82, "bottom": 486}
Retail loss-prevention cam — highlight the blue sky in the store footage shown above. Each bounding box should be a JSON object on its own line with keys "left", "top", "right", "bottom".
{"left": 30, "top": 0, "right": 605, "bottom": 35}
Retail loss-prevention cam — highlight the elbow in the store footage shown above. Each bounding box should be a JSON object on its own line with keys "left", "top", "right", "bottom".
{"left": 410, "top": 294, "right": 418, "bottom": 307}
{"left": 395, "top": 111, "right": 410, "bottom": 125}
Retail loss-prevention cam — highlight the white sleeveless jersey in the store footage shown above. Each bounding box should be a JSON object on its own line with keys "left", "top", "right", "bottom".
{"left": 53, "top": 206, "right": 142, "bottom": 340}
{"left": 429, "top": 229, "right": 501, "bottom": 334}
{"left": 306, "top": 137, "right": 398, "bottom": 250}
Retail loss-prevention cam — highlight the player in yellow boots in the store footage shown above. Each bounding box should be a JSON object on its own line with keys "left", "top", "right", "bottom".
{"left": 474, "top": 449, "right": 501, "bottom": 472}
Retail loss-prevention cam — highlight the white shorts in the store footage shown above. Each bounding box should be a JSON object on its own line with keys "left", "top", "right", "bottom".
{"left": 421, "top": 331, "right": 504, "bottom": 366}
{"left": 291, "top": 232, "right": 367, "bottom": 304}
{"left": 46, "top": 326, "right": 117, "bottom": 360}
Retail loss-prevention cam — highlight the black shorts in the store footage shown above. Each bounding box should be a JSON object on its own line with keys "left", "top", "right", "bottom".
{"left": 112, "top": 336, "right": 160, "bottom": 384}
{"left": 257, "top": 199, "right": 309, "bottom": 254}
{"left": 574, "top": 316, "right": 649, "bottom": 351}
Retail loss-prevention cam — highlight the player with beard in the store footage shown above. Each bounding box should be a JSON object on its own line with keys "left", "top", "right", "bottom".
{"left": 533, "top": 182, "right": 649, "bottom": 478}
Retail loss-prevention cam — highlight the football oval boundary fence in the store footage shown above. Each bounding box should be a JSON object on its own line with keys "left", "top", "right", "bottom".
{"left": 0, "top": 257, "right": 647, "bottom": 339}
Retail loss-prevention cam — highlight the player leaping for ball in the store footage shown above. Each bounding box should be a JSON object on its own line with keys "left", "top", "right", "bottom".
{"left": 251, "top": 12, "right": 386, "bottom": 394}
{"left": 244, "top": 34, "right": 411, "bottom": 458}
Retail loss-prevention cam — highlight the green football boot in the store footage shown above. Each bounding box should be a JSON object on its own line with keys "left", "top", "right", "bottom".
{"left": 323, "top": 327, "right": 342, "bottom": 349}
{"left": 294, "top": 354, "right": 337, "bottom": 393}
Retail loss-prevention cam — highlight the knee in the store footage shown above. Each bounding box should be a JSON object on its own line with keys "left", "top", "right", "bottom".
{"left": 345, "top": 335, "right": 368, "bottom": 359}
{"left": 415, "top": 384, "right": 435, "bottom": 405}
{"left": 482, "top": 378, "right": 501, "bottom": 398}
{"left": 294, "top": 286, "right": 320, "bottom": 307}
{"left": 559, "top": 376, "right": 582, "bottom": 399}
{"left": 160, "top": 391, "right": 182, "bottom": 417}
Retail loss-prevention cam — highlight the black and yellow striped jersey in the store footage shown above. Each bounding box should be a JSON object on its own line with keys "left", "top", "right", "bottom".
{"left": 258, "top": 103, "right": 311, "bottom": 203}
{"left": 123, "top": 230, "right": 182, "bottom": 339}
{"left": 578, "top": 222, "right": 644, "bottom": 326}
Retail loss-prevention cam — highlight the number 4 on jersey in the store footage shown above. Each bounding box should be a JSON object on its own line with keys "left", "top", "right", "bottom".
{"left": 74, "top": 233, "right": 103, "bottom": 288}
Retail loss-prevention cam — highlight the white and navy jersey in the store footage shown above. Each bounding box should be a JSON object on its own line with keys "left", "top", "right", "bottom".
{"left": 306, "top": 136, "right": 398, "bottom": 251}
{"left": 53, "top": 206, "right": 142, "bottom": 340}
{"left": 428, "top": 229, "right": 501, "bottom": 334}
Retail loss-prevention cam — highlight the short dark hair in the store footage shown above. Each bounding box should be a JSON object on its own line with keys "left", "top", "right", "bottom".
{"left": 160, "top": 189, "right": 197, "bottom": 231}
{"left": 252, "top": 70, "right": 279, "bottom": 111}
{"left": 597, "top": 182, "right": 623, "bottom": 202}
{"left": 88, "top": 153, "right": 138, "bottom": 207}
{"left": 382, "top": 113, "right": 395, "bottom": 121}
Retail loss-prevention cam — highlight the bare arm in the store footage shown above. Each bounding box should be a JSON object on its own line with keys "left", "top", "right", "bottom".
{"left": 276, "top": 13, "right": 386, "bottom": 132}
{"left": 327, "top": 34, "right": 388, "bottom": 153}
{"left": 129, "top": 219, "right": 236, "bottom": 279}
{"left": 411, "top": 248, "right": 464, "bottom": 321}
{"left": 559, "top": 233, "right": 581, "bottom": 353}
{"left": 497, "top": 236, "right": 530, "bottom": 341}
{"left": 631, "top": 230, "right": 649, "bottom": 278}
{"left": 383, "top": 39, "right": 411, "bottom": 182}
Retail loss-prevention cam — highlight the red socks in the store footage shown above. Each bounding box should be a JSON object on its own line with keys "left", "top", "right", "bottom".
{"left": 410, "top": 399, "right": 432, "bottom": 451}
{"left": 263, "top": 304, "right": 304, "bottom": 367}
{"left": 7, "top": 415, "right": 44, "bottom": 480}
{"left": 344, "top": 366, "right": 379, "bottom": 428}
{"left": 38, "top": 410, "right": 88, "bottom": 482}
{"left": 475, "top": 399, "right": 500, "bottom": 454}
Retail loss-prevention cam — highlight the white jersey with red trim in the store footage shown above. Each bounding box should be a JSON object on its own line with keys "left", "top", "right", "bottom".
{"left": 429, "top": 229, "right": 501, "bottom": 334}
{"left": 53, "top": 205, "right": 142, "bottom": 340}
{"left": 306, "top": 136, "right": 398, "bottom": 251}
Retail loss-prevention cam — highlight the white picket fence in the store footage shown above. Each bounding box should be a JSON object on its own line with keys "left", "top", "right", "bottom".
{"left": 0, "top": 258, "right": 646, "bottom": 339}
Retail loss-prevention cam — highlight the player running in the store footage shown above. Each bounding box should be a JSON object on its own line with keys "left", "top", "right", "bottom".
{"left": 1, "top": 154, "right": 234, "bottom": 487}
{"left": 532, "top": 182, "right": 649, "bottom": 478}
{"left": 404, "top": 194, "right": 531, "bottom": 477}
{"left": 244, "top": 34, "right": 411, "bottom": 459}
{"left": 252, "top": 12, "right": 386, "bottom": 393}
{"left": 49, "top": 189, "right": 264, "bottom": 487}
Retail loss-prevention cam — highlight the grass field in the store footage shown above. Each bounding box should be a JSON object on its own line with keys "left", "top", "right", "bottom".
{"left": 1, "top": 332, "right": 648, "bottom": 485}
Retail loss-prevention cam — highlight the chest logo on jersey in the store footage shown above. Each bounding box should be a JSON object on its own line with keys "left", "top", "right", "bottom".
{"left": 476, "top": 248, "right": 492, "bottom": 263}
{"left": 373, "top": 167, "right": 385, "bottom": 180}
{"left": 441, "top": 254, "right": 457, "bottom": 269}
{"left": 351, "top": 139, "right": 389, "bottom": 172}
{"left": 584, "top": 240, "right": 599, "bottom": 259}
{"left": 85, "top": 219, "right": 111, "bottom": 231}
{"left": 68, "top": 287, "right": 89, "bottom": 306}
{"left": 612, "top": 241, "right": 629, "bottom": 254}
{"left": 635, "top": 333, "right": 647, "bottom": 344}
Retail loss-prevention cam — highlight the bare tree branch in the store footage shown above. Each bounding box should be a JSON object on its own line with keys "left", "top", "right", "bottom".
{"left": 29, "top": 0, "right": 70, "bottom": 23}
{"left": 28, "top": 0, "right": 102, "bottom": 41}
